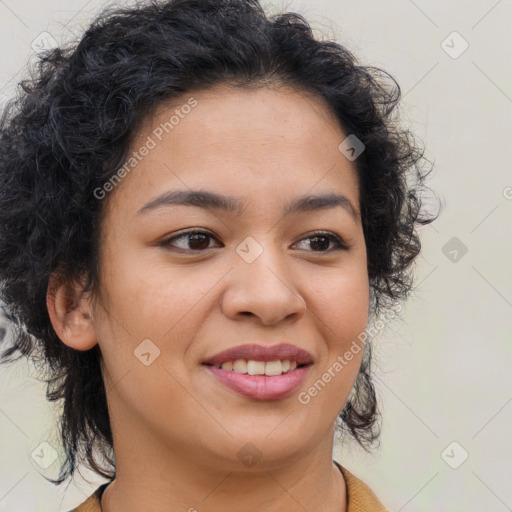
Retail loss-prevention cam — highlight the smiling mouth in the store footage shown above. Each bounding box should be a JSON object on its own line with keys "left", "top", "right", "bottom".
{"left": 203, "top": 359, "right": 313, "bottom": 400}
{"left": 202, "top": 359, "right": 312, "bottom": 376}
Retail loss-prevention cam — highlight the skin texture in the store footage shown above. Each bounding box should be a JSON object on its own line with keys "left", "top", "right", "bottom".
{"left": 47, "top": 84, "right": 370, "bottom": 512}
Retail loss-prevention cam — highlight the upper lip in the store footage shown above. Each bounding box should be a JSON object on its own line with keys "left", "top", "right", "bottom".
{"left": 202, "top": 343, "right": 314, "bottom": 366}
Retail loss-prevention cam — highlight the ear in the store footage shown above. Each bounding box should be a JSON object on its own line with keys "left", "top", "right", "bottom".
{"left": 46, "top": 272, "right": 98, "bottom": 351}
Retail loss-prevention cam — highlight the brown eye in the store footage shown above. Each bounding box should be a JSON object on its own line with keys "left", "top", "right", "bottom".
{"left": 185, "top": 232, "right": 211, "bottom": 250}
{"left": 310, "top": 236, "right": 330, "bottom": 251}
{"left": 293, "top": 232, "right": 349, "bottom": 252}
{"left": 160, "top": 230, "right": 221, "bottom": 252}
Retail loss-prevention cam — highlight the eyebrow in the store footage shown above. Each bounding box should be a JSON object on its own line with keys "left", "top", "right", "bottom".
{"left": 137, "top": 189, "right": 359, "bottom": 220}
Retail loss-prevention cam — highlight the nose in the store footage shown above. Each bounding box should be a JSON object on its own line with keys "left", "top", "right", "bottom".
{"left": 221, "top": 242, "right": 307, "bottom": 326}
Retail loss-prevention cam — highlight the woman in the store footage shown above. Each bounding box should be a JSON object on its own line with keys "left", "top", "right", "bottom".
{"left": 0, "top": 0, "right": 435, "bottom": 510}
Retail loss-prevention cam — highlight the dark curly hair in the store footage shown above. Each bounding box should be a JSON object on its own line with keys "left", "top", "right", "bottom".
{"left": 0, "top": 0, "right": 436, "bottom": 486}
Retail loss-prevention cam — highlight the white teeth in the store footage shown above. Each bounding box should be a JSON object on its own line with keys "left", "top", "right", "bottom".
{"left": 264, "top": 360, "right": 283, "bottom": 376}
{"left": 247, "top": 360, "right": 265, "bottom": 375}
{"left": 233, "top": 359, "right": 248, "bottom": 374}
{"left": 219, "top": 359, "right": 299, "bottom": 375}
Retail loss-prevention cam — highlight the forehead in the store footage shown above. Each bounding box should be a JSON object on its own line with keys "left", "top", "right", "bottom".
{"left": 103, "top": 84, "right": 360, "bottom": 218}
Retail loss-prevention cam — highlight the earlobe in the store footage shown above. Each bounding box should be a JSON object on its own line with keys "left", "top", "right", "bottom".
{"left": 46, "top": 273, "right": 98, "bottom": 351}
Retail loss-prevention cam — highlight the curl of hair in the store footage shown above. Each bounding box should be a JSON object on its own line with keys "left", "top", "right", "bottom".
{"left": 0, "top": 0, "right": 437, "bottom": 484}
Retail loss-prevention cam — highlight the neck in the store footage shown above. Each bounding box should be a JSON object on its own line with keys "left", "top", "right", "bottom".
{"left": 101, "top": 424, "right": 346, "bottom": 512}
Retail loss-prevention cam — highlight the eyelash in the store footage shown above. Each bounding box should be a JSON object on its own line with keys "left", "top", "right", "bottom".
{"left": 159, "top": 229, "right": 349, "bottom": 253}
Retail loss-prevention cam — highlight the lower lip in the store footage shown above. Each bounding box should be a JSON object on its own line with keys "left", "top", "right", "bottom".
{"left": 204, "top": 365, "right": 311, "bottom": 401}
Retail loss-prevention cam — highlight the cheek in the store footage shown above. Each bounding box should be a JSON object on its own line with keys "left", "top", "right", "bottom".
{"left": 94, "top": 246, "right": 228, "bottom": 379}
{"left": 305, "top": 262, "right": 370, "bottom": 342}
{"left": 97, "top": 235, "right": 202, "bottom": 335}
{"left": 302, "top": 256, "right": 369, "bottom": 408}
{"left": 298, "top": 273, "right": 368, "bottom": 420}
{"left": 327, "top": 285, "right": 369, "bottom": 346}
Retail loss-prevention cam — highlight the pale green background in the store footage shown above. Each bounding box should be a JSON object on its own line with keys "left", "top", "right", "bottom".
{"left": 0, "top": 0, "right": 511, "bottom": 510}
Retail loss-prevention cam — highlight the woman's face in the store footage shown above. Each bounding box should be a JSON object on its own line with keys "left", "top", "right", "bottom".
{"left": 92, "top": 84, "right": 369, "bottom": 471}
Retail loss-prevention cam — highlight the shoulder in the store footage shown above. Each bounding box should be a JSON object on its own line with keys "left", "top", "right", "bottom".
{"left": 71, "top": 483, "right": 106, "bottom": 512}
{"left": 336, "top": 462, "right": 390, "bottom": 512}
